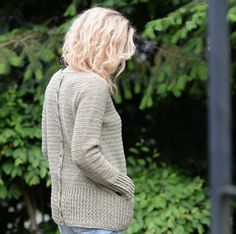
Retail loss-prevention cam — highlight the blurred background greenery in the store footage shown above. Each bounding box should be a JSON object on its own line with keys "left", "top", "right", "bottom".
{"left": 0, "top": 0, "right": 235, "bottom": 233}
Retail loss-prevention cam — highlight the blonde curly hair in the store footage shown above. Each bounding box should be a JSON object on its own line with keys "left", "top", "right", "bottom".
{"left": 61, "top": 6, "right": 136, "bottom": 96}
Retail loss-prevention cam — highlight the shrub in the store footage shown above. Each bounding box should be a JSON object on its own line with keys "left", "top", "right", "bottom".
{"left": 126, "top": 140, "right": 210, "bottom": 234}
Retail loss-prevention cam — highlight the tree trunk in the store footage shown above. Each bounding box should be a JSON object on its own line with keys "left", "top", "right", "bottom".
{"left": 18, "top": 180, "right": 43, "bottom": 234}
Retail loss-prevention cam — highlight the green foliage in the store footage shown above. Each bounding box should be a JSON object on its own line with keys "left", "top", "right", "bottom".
{"left": 143, "top": 1, "right": 207, "bottom": 42}
{"left": 136, "top": 0, "right": 236, "bottom": 109}
{"left": 39, "top": 220, "right": 60, "bottom": 234}
{"left": 139, "top": 1, "right": 207, "bottom": 106}
{"left": 97, "top": 0, "right": 155, "bottom": 17}
{"left": 126, "top": 140, "right": 210, "bottom": 234}
{"left": 0, "top": 84, "right": 51, "bottom": 200}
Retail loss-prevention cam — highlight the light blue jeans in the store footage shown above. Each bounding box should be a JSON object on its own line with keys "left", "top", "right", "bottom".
{"left": 57, "top": 224, "right": 123, "bottom": 234}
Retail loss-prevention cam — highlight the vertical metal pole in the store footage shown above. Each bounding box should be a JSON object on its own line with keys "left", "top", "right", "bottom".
{"left": 208, "top": 0, "right": 232, "bottom": 233}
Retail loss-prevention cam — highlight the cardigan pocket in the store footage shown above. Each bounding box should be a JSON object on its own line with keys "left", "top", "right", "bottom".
{"left": 96, "top": 183, "right": 126, "bottom": 199}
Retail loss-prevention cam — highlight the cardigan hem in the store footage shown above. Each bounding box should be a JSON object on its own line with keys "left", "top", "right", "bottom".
{"left": 50, "top": 181, "right": 135, "bottom": 232}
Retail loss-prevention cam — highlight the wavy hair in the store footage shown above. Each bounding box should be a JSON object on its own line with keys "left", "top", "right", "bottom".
{"left": 61, "top": 6, "right": 136, "bottom": 96}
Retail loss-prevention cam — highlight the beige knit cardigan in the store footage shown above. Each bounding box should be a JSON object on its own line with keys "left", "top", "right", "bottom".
{"left": 41, "top": 66, "right": 135, "bottom": 231}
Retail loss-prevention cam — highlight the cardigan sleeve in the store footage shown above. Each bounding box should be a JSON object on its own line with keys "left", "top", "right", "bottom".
{"left": 71, "top": 77, "right": 135, "bottom": 200}
{"left": 41, "top": 98, "right": 48, "bottom": 161}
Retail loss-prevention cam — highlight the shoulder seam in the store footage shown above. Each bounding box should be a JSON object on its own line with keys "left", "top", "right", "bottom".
{"left": 73, "top": 75, "right": 109, "bottom": 113}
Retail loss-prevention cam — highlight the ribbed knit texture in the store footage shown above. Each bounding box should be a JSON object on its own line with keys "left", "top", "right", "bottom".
{"left": 41, "top": 66, "right": 135, "bottom": 231}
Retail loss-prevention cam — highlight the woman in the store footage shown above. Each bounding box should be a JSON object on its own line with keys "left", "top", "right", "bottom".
{"left": 41, "top": 6, "right": 136, "bottom": 234}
